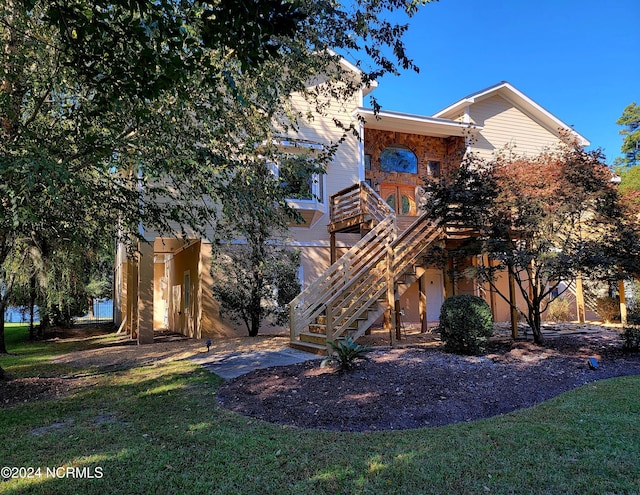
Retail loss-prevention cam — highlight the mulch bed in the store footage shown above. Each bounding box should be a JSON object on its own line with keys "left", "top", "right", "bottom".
{"left": 218, "top": 327, "right": 640, "bottom": 432}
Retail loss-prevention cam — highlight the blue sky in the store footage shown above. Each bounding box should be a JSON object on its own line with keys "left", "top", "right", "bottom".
{"left": 364, "top": 0, "right": 639, "bottom": 163}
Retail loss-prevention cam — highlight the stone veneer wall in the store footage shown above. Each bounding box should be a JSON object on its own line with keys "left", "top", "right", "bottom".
{"left": 364, "top": 129, "right": 465, "bottom": 187}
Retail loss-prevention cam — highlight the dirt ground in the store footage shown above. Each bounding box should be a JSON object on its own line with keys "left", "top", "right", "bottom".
{"left": 1, "top": 327, "right": 289, "bottom": 407}
{"left": 3, "top": 323, "right": 640, "bottom": 433}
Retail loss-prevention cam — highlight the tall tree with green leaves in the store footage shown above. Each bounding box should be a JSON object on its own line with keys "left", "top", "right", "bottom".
{"left": 211, "top": 148, "right": 330, "bottom": 336}
{"left": 1, "top": 0, "right": 431, "bottom": 362}
{"left": 423, "top": 144, "right": 640, "bottom": 344}
{"left": 615, "top": 102, "right": 640, "bottom": 168}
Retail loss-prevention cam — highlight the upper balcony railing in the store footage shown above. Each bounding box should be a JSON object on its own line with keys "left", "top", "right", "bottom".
{"left": 330, "top": 181, "right": 392, "bottom": 227}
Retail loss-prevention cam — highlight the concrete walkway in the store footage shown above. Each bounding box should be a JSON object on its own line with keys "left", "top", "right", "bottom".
{"left": 190, "top": 347, "right": 323, "bottom": 379}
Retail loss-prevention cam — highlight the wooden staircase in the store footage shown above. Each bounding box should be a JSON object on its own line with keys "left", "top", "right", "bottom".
{"left": 289, "top": 182, "right": 443, "bottom": 354}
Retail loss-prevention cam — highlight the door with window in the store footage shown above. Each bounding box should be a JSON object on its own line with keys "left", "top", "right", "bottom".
{"left": 380, "top": 184, "right": 417, "bottom": 216}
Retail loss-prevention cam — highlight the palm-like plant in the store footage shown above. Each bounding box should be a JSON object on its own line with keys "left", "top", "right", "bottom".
{"left": 321, "top": 337, "right": 373, "bottom": 371}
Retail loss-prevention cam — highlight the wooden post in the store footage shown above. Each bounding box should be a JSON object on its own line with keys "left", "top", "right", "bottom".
{"left": 418, "top": 274, "right": 428, "bottom": 333}
{"left": 619, "top": 279, "right": 627, "bottom": 326}
{"left": 386, "top": 246, "right": 396, "bottom": 346}
{"left": 289, "top": 301, "right": 295, "bottom": 342}
{"left": 508, "top": 268, "right": 518, "bottom": 340}
{"left": 326, "top": 303, "right": 333, "bottom": 350}
{"left": 394, "top": 296, "right": 402, "bottom": 341}
{"left": 575, "top": 275, "right": 586, "bottom": 323}
{"left": 484, "top": 255, "right": 497, "bottom": 321}
{"left": 330, "top": 232, "right": 337, "bottom": 265}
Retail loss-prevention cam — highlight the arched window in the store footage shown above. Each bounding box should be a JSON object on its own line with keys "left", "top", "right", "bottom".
{"left": 379, "top": 145, "right": 418, "bottom": 174}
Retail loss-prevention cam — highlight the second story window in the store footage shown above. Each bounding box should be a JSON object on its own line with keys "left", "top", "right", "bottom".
{"left": 280, "top": 159, "right": 324, "bottom": 202}
{"left": 271, "top": 138, "right": 326, "bottom": 203}
{"left": 380, "top": 145, "right": 418, "bottom": 174}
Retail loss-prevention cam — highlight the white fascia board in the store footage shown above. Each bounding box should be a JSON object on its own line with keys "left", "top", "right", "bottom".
{"left": 329, "top": 49, "right": 378, "bottom": 97}
{"left": 354, "top": 107, "right": 482, "bottom": 137}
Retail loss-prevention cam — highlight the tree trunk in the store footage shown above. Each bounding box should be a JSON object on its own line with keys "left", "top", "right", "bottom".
{"left": 88, "top": 297, "right": 95, "bottom": 319}
{"left": 247, "top": 268, "right": 263, "bottom": 337}
{"left": 529, "top": 305, "right": 544, "bottom": 345}
{"left": 249, "top": 312, "right": 260, "bottom": 337}
{"left": 0, "top": 301, "right": 7, "bottom": 353}
{"left": 29, "top": 274, "right": 36, "bottom": 340}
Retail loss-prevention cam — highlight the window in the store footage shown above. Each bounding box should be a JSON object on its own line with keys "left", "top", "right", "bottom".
{"left": 380, "top": 145, "right": 418, "bottom": 174}
{"left": 280, "top": 162, "right": 324, "bottom": 202}
{"left": 271, "top": 139, "right": 325, "bottom": 203}
{"left": 427, "top": 160, "right": 441, "bottom": 178}
{"left": 279, "top": 158, "right": 324, "bottom": 202}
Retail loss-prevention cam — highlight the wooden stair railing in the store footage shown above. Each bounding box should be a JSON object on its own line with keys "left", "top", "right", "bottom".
{"left": 560, "top": 280, "right": 598, "bottom": 313}
{"left": 289, "top": 182, "right": 443, "bottom": 353}
{"left": 289, "top": 215, "right": 396, "bottom": 342}
{"left": 327, "top": 213, "right": 442, "bottom": 343}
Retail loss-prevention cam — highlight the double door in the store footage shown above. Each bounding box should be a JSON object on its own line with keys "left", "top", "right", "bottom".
{"left": 380, "top": 184, "right": 417, "bottom": 216}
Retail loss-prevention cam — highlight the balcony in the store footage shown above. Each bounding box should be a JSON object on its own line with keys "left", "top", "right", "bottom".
{"left": 285, "top": 173, "right": 326, "bottom": 227}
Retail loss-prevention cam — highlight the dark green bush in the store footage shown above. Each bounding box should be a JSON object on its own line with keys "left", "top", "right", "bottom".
{"left": 439, "top": 295, "right": 494, "bottom": 355}
{"left": 622, "top": 325, "right": 640, "bottom": 352}
{"left": 628, "top": 311, "right": 640, "bottom": 325}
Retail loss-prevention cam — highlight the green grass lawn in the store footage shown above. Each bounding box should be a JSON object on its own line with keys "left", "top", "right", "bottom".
{"left": 1, "top": 324, "right": 640, "bottom": 495}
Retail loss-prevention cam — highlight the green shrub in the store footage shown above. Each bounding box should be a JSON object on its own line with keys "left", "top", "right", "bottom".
{"left": 547, "top": 297, "right": 570, "bottom": 322}
{"left": 596, "top": 296, "right": 620, "bottom": 323}
{"left": 321, "top": 337, "right": 372, "bottom": 371}
{"left": 439, "top": 295, "right": 493, "bottom": 355}
{"left": 622, "top": 325, "right": 640, "bottom": 352}
{"left": 628, "top": 311, "right": 640, "bottom": 325}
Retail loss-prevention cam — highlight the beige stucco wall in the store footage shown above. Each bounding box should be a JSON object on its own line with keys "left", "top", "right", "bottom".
{"left": 198, "top": 241, "right": 241, "bottom": 338}
{"left": 166, "top": 242, "right": 200, "bottom": 338}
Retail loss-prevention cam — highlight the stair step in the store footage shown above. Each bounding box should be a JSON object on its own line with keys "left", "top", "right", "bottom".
{"left": 299, "top": 331, "right": 327, "bottom": 345}
{"left": 308, "top": 323, "right": 326, "bottom": 334}
{"left": 316, "top": 315, "right": 327, "bottom": 325}
{"left": 289, "top": 341, "right": 327, "bottom": 355}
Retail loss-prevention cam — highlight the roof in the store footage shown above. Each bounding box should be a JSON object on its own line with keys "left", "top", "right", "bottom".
{"left": 329, "top": 50, "right": 379, "bottom": 96}
{"left": 354, "top": 107, "right": 482, "bottom": 138}
{"left": 432, "top": 81, "right": 590, "bottom": 146}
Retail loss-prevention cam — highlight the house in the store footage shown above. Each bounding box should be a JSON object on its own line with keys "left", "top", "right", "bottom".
{"left": 113, "top": 69, "right": 592, "bottom": 349}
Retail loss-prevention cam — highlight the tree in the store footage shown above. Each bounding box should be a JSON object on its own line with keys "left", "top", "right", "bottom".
{"left": 424, "top": 144, "right": 640, "bottom": 344}
{"left": 615, "top": 102, "right": 640, "bottom": 168}
{"left": 620, "top": 160, "right": 640, "bottom": 194}
{"left": 211, "top": 160, "right": 307, "bottom": 336}
{"left": 1, "top": 0, "right": 431, "bottom": 358}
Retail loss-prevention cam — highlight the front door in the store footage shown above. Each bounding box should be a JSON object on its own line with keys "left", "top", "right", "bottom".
{"left": 380, "top": 184, "right": 416, "bottom": 216}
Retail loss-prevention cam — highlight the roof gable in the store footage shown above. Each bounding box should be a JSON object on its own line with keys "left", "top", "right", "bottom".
{"left": 432, "top": 82, "right": 589, "bottom": 147}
